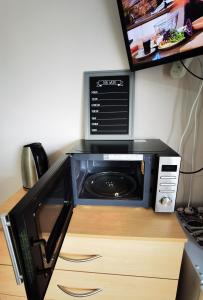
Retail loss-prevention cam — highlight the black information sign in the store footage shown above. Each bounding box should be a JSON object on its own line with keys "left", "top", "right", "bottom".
{"left": 90, "top": 75, "right": 129, "bottom": 135}
{"left": 84, "top": 70, "right": 134, "bottom": 140}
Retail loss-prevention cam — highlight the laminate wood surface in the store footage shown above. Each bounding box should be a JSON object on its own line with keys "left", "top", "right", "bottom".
{"left": 0, "top": 189, "right": 186, "bottom": 242}
{"left": 0, "top": 265, "right": 26, "bottom": 297}
{"left": 0, "top": 231, "right": 12, "bottom": 265}
{"left": 0, "top": 294, "right": 27, "bottom": 300}
{"left": 57, "top": 236, "right": 184, "bottom": 279}
{"left": 0, "top": 295, "right": 27, "bottom": 300}
{"left": 0, "top": 189, "right": 26, "bottom": 215}
{"left": 68, "top": 205, "right": 187, "bottom": 242}
{"left": 0, "top": 189, "right": 186, "bottom": 300}
{"left": 45, "top": 269, "right": 178, "bottom": 300}
{"left": 0, "top": 294, "right": 53, "bottom": 300}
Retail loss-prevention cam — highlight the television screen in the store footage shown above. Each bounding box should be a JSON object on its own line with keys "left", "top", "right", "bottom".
{"left": 117, "top": 0, "right": 203, "bottom": 71}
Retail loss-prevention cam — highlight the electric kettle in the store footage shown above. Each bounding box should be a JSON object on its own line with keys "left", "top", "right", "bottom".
{"left": 21, "top": 142, "right": 49, "bottom": 189}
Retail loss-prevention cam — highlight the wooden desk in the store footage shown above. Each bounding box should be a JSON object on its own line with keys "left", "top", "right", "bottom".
{"left": 46, "top": 205, "right": 186, "bottom": 299}
{"left": 0, "top": 189, "right": 187, "bottom": 300}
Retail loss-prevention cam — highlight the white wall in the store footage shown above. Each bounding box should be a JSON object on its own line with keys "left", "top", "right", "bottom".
{"left": 0, "top": 0, "right": 203, "bottom": 207}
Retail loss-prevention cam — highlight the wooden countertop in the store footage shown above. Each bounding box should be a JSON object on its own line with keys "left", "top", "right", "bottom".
{"left": 68, "top": 205, "right": 187, "bottom": 242}
{"left": 0, "top": 188, "right": 27, "bottom": 230}
{"left": 0, "top": 188, "right": 186, "bottom": 243}
{"left": 0, "top": 188, "right": 27, "bottom": 215}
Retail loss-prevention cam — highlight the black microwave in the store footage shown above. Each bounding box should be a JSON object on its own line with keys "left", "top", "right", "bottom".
{"left": 0, "top": 139, "right": 181, "bottom": 300}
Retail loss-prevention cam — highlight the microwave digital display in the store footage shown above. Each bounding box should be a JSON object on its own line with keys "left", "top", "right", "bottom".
{"left": 162, "top": 165, "right": 177, "bottom": 172}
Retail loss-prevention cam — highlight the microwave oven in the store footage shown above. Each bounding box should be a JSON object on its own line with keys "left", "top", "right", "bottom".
{"left": 0, "top": 139, "right": 181, "bottom": 300}
{"left": 71, "top": 139, "right": 181, "bottom": 213}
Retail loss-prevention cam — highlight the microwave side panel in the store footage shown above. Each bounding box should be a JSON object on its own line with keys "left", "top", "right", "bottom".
{"left": 2, "top": 155, "right": 73, "bottom": 300}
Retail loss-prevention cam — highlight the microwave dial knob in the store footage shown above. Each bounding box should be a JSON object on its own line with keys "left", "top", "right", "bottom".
{"left": 160, "top": 197, "right": 172, "bottom": 206}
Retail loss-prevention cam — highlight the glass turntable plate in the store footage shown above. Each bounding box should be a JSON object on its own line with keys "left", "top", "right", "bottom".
{"left": 84, "top": 171, "right": 137, "bottom": 198}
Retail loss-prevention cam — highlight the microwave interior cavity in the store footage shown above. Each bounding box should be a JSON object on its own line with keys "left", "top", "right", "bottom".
{"left": 71, "top": 154, "right": 155, "bottom": 207}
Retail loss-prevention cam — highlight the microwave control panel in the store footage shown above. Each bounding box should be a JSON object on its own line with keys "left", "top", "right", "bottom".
{"left": 155, "top": 156, "right": 181, "bottom": 212}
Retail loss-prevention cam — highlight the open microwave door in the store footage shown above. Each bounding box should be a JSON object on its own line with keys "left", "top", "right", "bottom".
{"left": 0, "top": 155, "right": 73, "bottom": 300}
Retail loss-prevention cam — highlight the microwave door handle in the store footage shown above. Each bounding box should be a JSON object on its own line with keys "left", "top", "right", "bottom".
{"left": 0, "top": 214, "right": 23, "bottom": 284}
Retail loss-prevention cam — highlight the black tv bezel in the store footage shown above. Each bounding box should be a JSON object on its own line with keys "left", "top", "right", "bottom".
{"left": 117, "top": 0, "right": 203, "bottom": 72}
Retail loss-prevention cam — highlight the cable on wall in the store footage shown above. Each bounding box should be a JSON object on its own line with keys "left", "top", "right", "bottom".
{"left": 178, "top": 80, "right": 203, "bottom": 154}
{"left": 178, "top": 58, "right": 203, "bottom": 207}
{"left": 181, "top": 60, "right": 203, "bottom": 80}
{"left": 180, "top": 167, "right": 203, "bottom": 174}
{"left": 187, "top": 80, "right": 201, "bottom": 207}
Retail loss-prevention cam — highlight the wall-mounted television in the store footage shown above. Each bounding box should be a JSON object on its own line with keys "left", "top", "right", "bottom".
{"left": 117, "top": 0, "right": 203, "bottom": 71}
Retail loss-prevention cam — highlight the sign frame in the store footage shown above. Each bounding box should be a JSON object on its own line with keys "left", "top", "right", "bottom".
{"left": 84, "top": 70, "right": 135, "bottom": 140}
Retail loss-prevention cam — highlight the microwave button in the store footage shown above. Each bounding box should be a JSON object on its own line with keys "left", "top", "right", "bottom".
{"left": 160, "top": 183, "right": 176, "bottom": 186}
{"left": 160, "top": 197, "right": 173, "bottom": 206}
{"left": 160, "top": 176, "right": 176, "bottom": 179}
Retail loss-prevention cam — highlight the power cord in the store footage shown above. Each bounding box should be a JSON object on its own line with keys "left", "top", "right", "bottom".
{"left": 178, "top": 58, "right": 203, "bottom": 207}
{"left": 181, "top": 60, "right": 203, "bottom": 80}
{"left": 178, "top": 80, "right": 203, "bottom": 154}
{"left": 180, "top": 167, "right": 203, "bottom": 174}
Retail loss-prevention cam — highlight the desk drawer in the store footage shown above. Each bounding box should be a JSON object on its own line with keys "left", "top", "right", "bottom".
{"left": 56, "top": 236, "right": 184, "bottom": 279}
{"left": 46, "top": 269, "right": 178, "bottom": 300}
{"left": 0, "top": 266, "right": 25, "bottom": 297}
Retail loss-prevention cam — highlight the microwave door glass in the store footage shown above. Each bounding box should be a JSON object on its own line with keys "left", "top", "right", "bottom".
{"left": 35, "top": 173, "right": 71, "bottom": 265}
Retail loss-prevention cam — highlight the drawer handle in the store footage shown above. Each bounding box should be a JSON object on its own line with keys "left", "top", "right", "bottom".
{"left": 59, "top": 253, "right": 102, "bottom": 263}
{"left": 57, "top": 285, "right": 102, "bottom": 297}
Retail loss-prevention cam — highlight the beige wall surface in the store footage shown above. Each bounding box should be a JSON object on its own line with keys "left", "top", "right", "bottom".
{"left": 0, "top": 0, "right": 203, "bottom": 206}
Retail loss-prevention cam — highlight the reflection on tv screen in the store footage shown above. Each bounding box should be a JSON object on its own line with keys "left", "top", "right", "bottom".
{"left": 118, "top": 0, "right": 203, "bottom": 70}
